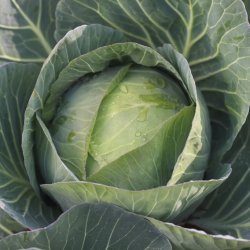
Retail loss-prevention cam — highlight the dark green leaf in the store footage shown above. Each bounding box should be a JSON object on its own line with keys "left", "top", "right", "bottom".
{"left": 150, "top": 218, "right": 250, "bottom": 250}
{"left": 0, "top": 208, "right": 25, "bottom": 239}
{"left": 187, "top": 114, "right": 250, "bottom": 239}
{"left": 0, "top": 0, "right": 59, "bottom": 63}
{"left": 0, "top": 63, "right": 59, "bottom": 228}
{"left": 243, "top": 0, "right": 250, "bottom": 22}
{"left": 0, "top": 203, "right": 172, "bottom": 250}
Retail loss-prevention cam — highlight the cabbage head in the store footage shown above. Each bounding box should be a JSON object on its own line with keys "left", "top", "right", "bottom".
{"left": 22, "top": 34, "right": 213, "bottom": 223}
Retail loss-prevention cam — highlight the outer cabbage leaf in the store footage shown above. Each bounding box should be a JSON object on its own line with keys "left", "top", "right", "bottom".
{"left": 0, "top": 207, "right": 25, "bottom": 239}
{"left": 0, "top": 63, "right": 59, "bottom": 229}
{"left": 150, "top": 218, "right": 250, "bottom": 250}
{"left": 41, "top": 170, "right": 229, "bottom": 223}
{"left": 0, "top": 0, "right": 59, "bottom": 63}
{"left": 0, "top": 203, "right": 172, "bottom": 250}
{"left": 187, "top": 113, "right": 250, "bottom": 239}
{"left": 55, "top": 0, "right": 250, "bottom": 168}
{"left": 243, "top": 0, "right": 250, "bottom": 22}
{"left": 42, "top": 138, "right": 228, "bottom": 226}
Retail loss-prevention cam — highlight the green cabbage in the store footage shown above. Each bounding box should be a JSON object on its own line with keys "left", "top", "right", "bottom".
{"left": 0, "top": 1, "right": 250, "bottom": 249}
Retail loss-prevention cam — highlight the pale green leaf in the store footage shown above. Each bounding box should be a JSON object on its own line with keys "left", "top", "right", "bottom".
{"left": 87, "top": 66, "right": 190, "bottom": 183}
{"left": 49, "top": 65, "right": 130, "bottom": 180}
{"left": 87, "top": 106, "right": 194, "bottom": 190}
{"left": 41, "top": 166, "right": 229, "bottom": 223}
{"left": 35, "top": 114, "right": 78, "bottom": 183}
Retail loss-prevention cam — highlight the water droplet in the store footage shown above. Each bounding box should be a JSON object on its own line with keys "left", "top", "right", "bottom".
{"left": 137, "top": 109, "right": 148, "bottom": 122}
{"left": 142, "top": 133, "right": 147, "bottom": 142}
{"left": 102, "top": 156, "right": 108, "bottom": 164}
{"left": 176, "top": 200, "right": 182, "bottom": 210}
{"left": 120, "top": 85, "right": 128, "bottom": 93}
{"left": 67, "top": 131, "right": 76, "bottom": 142}
{"left": 56, "top": 115, "right": 67, "bottom": 125}
{"left": 233, "top": 35, "right": 244, "bottom": 42}
{"left": 140, "top": 94, "right": 179, "bottom": 110}
{"left": 155, "top": 78, "right": 166, "bottom": 89}
{"left": 110, "top": 112, "right": 116, "bottom": 118}
{"left": 144, "top": 82, "right": 156, "bottom": 89}
{"left": 144, "top": 78, "right": 166, "bottom": 89}
{"left": 135, "top": 131, "right": 141, "bottom": 137}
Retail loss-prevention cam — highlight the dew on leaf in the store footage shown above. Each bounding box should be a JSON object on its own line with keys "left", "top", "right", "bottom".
{"left": 135, "top": 131, "right": 141, "bottom": 137}
{"left": 137, "top": 109, "right": 148, "bottom": 122}
{"left": 67, "top": 131, "right": 76, "bottom": 142}
{"left": 120, "top": 85, "right": 128, "bottom": 93}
